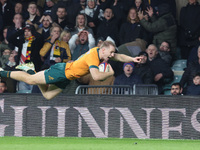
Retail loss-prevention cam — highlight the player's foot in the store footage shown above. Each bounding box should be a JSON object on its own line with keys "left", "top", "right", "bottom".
{"left": 15, "top": 62, "right": 35, "bottom": 72}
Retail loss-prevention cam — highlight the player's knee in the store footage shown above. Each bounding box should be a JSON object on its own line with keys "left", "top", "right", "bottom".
{"left": 42, "top": 93, "right": 53, "bottom": 100}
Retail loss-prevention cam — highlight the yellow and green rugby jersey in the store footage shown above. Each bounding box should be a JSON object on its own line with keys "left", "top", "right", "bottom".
{"left": 65, "top": 47, "right": 101, "bottom": 80}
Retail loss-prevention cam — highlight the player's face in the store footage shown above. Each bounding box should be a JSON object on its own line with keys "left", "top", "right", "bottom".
{"left": 171, "top": 85, "right": 182, "bottom": 95}
{"left": 103, "top": 45, "right": 115, "bottom": 62}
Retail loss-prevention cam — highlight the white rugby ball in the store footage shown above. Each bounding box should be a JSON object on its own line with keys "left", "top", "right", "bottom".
{"left": 99, "top": 62, "right": 109, "bottom": 72}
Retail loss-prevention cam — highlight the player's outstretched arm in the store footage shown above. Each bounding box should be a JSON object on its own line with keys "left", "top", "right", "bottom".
{"left": 112, "top": 53, "right": 142, "bottom": 63}
{"left": 89, "top": 65, "right": 114, "bottom": 81}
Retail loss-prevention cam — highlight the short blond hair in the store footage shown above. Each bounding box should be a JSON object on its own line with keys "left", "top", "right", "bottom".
{"left": 99, "top": 41, "right": 116, "bottom": 49}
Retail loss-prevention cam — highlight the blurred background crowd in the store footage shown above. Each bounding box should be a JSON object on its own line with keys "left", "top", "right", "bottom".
{"left": 0, "top": 0, "right": 200, "bottom": 95}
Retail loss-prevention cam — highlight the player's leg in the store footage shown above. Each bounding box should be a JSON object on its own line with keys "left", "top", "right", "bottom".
{"left": 9, "top": 70, "right": 46, "bottom": 85}
{"left": 38, "top": 84, "right": 63, "bottom": 100}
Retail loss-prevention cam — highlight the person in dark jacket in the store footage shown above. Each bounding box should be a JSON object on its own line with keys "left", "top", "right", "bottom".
{"left": 180, "top": 46, "right": 200, "bottom": 91}
{"left": 114, "top": 62, "right": 143, "bottom": 87}
{"left": 134, "top": 51, "right": 154, "bottom": 84}
{"left": 96, "top": 7, "right": 119, "bottom": 46}
{"left": 179, "top": 0, "right": 200, "bottom": 59}
{"left": 138, "top": 3, "right": 177, "bottom": 60}
{"left": 7, "top": 25, "right": 44, "bottom": 91}
{"left": 186, "top": 72, "right": 200, "bottom": 95}
{"left": 119, "top": 7, "right": 148, "bottom": 45}
{"left": 146, "top": 44, "right": 174, "bottom": 94}
{"left": 7, "top": 25, "right": 44, "bottom": 72}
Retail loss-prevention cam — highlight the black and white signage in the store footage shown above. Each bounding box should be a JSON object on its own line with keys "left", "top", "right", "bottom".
{"left": 0, "top": 94, "right": 200, "bottom": 139}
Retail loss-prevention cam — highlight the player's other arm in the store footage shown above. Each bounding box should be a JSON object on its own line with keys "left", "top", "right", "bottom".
{"left": 89, "top": 66, "right": 114, "bottom": 81}
{"left": 112, "top": 53, "right": 142, "bottom": 63}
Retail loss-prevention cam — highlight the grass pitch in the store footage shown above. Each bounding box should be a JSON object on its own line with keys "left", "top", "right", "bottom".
{"left": 0, "top": 137, "right": 199, "bottom": 150}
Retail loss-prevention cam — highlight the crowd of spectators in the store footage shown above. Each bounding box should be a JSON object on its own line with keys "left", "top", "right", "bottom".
{"left": 0, "top": 0, "right": 200, "bottom": 95}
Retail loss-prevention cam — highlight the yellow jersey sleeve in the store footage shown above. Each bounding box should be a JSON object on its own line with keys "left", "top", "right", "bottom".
{"left": 65, "top": 47, "right": 101, "bottom": 80}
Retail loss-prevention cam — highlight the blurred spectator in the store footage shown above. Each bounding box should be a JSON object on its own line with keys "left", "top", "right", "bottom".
{"left": 110, "top": 0, "right": 126, "bottom": 28}
{"left": 24, "top": 2, "right": 41, "bottom": 29}
{"left": 138, "top": 3, "right": 177, "bottom": 59}
{"left": 40, "top": 26, "right": 71, "bottom": 68}
{"left": 80, "top": 0, "right": 104, "bottom": 35}
{"left": 134, "top": 0, "right": 145, "bottom": 12}
{"left": 179, "top": 0, "right": 200, "bottom": 59}
{"left": 14, "top": 2, "right": 23, "bottom": 14}
{"left": 77, "top": 73, "right": 115, "bottom": 94}
{"left": 37, "top": 0, "right": 58, "bottom": 15}
{"left": 114, "top": 62, "right": 143, "bottom": 86}
{"left": 146, "top": 44, "right": 174, "bottom": 94}
{"left": 170, "top": 82, "right": 183, "bottom": 95}
{"left": 0, "top": 80, "right": 7, "bottom": 93}
{"left": 0, "top": 0, "right": 14, "bottom": 27}
{"left": 0, "top": 13, "right": 3, "bottom": 31}
{"left": 158, "top": 41, "right": 172, "bottom": 66}
{"left": 7, "top": 13, "right": 24, "bottom": 51}
{"left": 7, "top": 25, "right": 44, "bottom": 91}
{"left": 0, "top": 26, "right": 10, "bottom": 56}
{"left": 180, "top": 46, "right": 200, "bottom": 92}
{"left": 54, "top": 6, "right": 74, "bottom": 30}
{"left": 59, "top": 30, "right": 71, "bottom": 44}
{"left": 96, "top": 8, "right": 119, "bottom": 46}
{"left": 37, "top": 15, "right": 54, "bottom": 41}
{"left": 187, "top": 43, "right": 200, "bottom": 65}
{"left": 69, "top": 30, "right": 95, "bottom": 60}
{"left": 134, "top": 51, "right": 154, "bottom": 84}
{"left": 119, "top": 7, "right": 148, "bottom": 45}
{"left": 96, "top": 0, "right": 112, "bottom": 10}
{"left": 14, "top": 2, "right": 26, "bottom": 19}
{"left": 70, "top": 13, "right": 94, "bottom": 36}
{"left": 0, "top": 48, "right": 10, "bottom": 69}
{"left": 186, "top": 72, "right": 200, "bottom": 95}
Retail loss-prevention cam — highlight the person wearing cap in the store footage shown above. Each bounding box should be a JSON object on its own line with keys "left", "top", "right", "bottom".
{"left": 134, "top": 51, "right": 154, "bottom": 84}
{"left": 7, "top": 24, "right": 44, "bottom": 91}
{"left": 114, "top": 62, "right": 143, "bottom": 87}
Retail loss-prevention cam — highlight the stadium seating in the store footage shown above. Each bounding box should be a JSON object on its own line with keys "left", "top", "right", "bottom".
{"left": 16, "top": 90, "right": 32, "bottom": 93}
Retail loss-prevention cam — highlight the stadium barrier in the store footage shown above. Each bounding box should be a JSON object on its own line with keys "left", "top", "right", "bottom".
{"left": 0, "top": 94, "right": 200, "bottom": 139}
{"left": 75, "top": 84, "right": 158, "bottom": 95}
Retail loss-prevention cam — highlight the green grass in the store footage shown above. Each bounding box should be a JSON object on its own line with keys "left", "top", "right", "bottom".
{"left": 0, "top": 137, "right": 200, "bottom": 150}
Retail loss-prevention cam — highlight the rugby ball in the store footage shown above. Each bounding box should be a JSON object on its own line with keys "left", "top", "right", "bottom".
{"left": 99, "top": 62, "right": 109, "bottom": 72}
